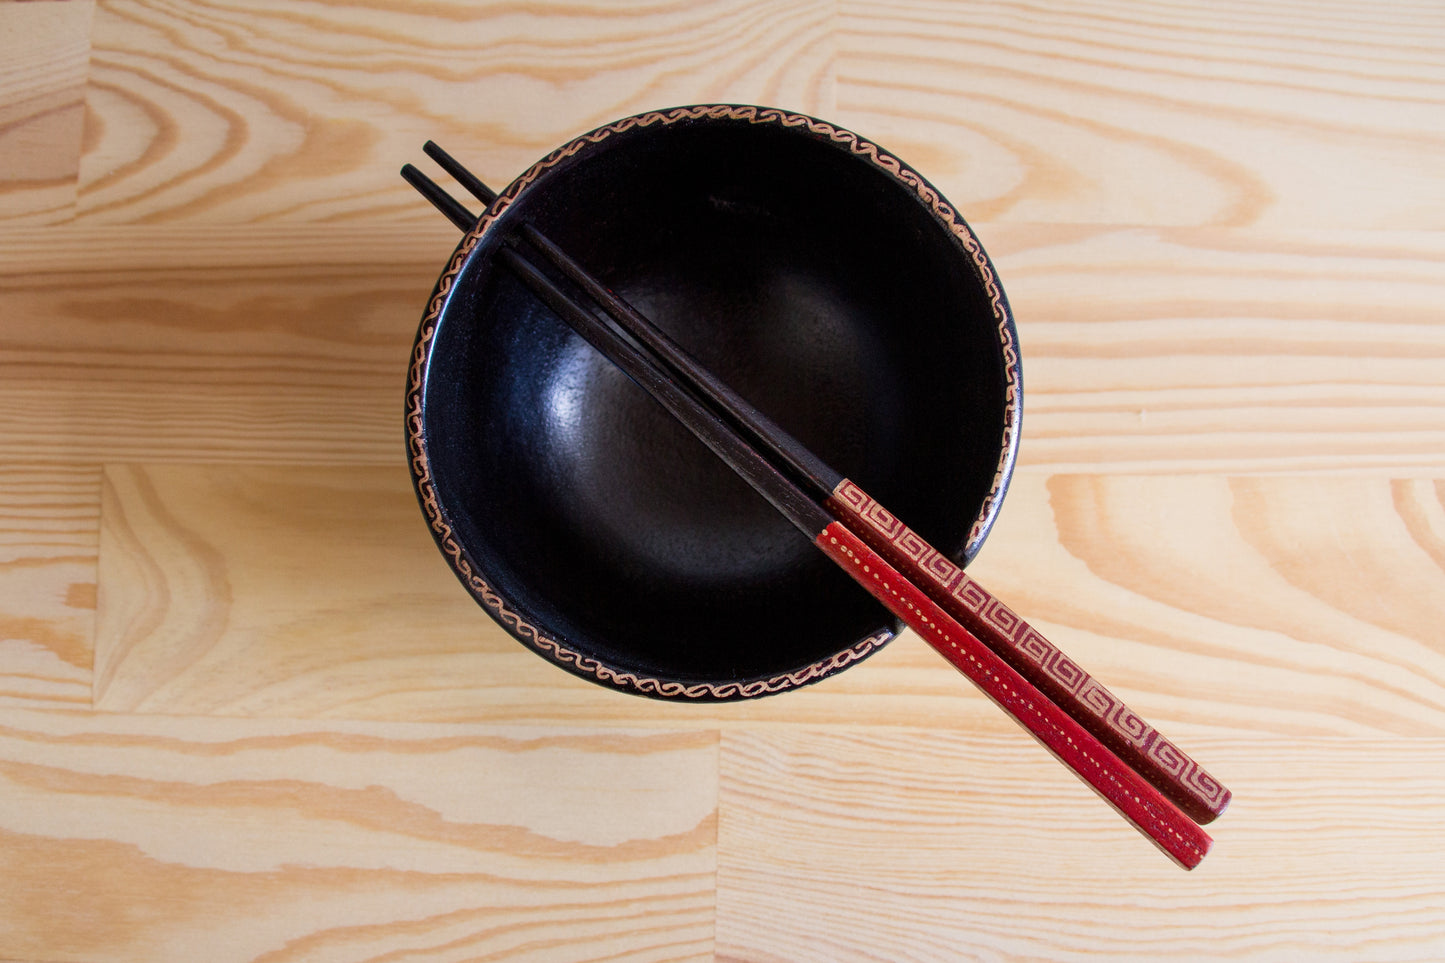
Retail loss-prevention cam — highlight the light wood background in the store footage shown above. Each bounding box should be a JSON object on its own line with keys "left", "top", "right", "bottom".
{"left": 2, "top": 1, "right": 1444, "bottom": 960}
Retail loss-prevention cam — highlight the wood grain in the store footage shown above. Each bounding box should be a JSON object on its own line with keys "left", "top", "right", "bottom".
{"left": 91, "top": 460, "right": 902, "bottom": 725}
{"left": 94, "top": 465, "right": 1445, "bottom": 737}
{"left": 78, "top": 0, "right": 835, "bottom": 226}
{"left": 990, "top": 226, "right": 1445, "bottom": 473}
{"left": 0, "top": 0, "right": 92, "bottom": 224}
{"left": 837, "top": 0, "right": 1445, "bottom": 229}
{"left": 0, "top": 708, "right": 717, "bottom": 963}
{"left": 948, "top": 473, "right": 1445, "bottom": 737}
{"left": 0, "top": 224, "right": 445, "bottom": 467}
{"left": 0, "top": 465, "right": 97, "bottom": 711}
{"left": 94, "top": 461, "right": 532, "bottom": 718}
{"left": 718, "top": 728, "right": 1445, "bottom": 961}
{"left": 1, "top": 1, "right": 1444, "bottom": 958}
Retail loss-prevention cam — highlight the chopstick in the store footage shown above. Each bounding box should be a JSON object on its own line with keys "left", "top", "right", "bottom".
{"left": 408, "top": 143, "right": 1231, "bottom": 826}
{"left": 401, "top": 158, "right": 477, "bottom": 231}
{"left": 401, "top": 149, "right": 1227, "bottom": 866}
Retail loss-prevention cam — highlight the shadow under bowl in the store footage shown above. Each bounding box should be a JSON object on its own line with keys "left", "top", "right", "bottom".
{"left": 407, "top": 105, "right": 1021, "bottom": 700}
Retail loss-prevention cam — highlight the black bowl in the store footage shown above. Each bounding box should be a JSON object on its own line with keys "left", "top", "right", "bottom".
{"left": 407, "top": 105, "right": 1021, "bottom": 700}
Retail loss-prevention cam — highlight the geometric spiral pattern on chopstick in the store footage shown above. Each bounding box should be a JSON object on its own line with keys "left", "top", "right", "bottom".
{"left": 831, "top": 479, "right": 1229, "bottom": 810}
{"left": 820, "top": 523, "right": 1210, "bottom": 867}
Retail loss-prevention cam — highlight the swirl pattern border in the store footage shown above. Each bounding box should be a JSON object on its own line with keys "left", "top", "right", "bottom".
{"left": 404, "top": 104, "right": 1022, "bottom": 700}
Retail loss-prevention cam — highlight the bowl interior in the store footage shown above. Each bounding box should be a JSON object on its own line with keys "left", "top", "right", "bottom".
{"left": 419, "top": 113, "right": 1014, "bottom": 694}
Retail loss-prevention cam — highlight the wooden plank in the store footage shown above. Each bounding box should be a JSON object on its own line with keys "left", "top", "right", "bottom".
{"left": 94, "top": 461, "right": 533, "bottom": 718}
{"left": 716, "top": 728, "right": 1445, "bottom": 961}
{"left": 0, "top": 708, "right": 717, "bottom": 963}
{"left": 92, "top": 460, "right": 893, "bottom": 725}
{"left": 989, "top": 226, "right": 1445, "bottom": 474}
{"left": 78, "top": 0, "right": 835, "bottom": 225}
{"left": 905, "top": 473, "right": 1445, "bottom": 737}
{"left": 0, "top": 0, "right": 93, "bottom": 224}
{"left": 836, "top": 0, "right": 1445, "bottom": 229}
{"left": 0, "top": 224, "right": 447, "bottom": 467}
{"left": 1, "top": 224, "right": 1441, "bottom": 472}
{"left": 0, "top": 465, "right": 97, "bottom": 711}
{"left": 95, "top": 465, "right": 1445, "bottom": 735}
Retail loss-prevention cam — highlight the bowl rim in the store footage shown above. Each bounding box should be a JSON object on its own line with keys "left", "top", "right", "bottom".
{"left": 405, "top": 103, "right": 1023, "bottom": 700}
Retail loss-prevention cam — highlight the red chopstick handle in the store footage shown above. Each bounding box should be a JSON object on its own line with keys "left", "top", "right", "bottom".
{"left": 816, "top": 521, "right": 1211, "bottom": 868}
{"left": 826, "top": 479, "right": 1230, "bottom": 824}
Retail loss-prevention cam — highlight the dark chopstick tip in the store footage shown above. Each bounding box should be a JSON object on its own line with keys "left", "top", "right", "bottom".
{"left": 422, "top": 140, "right": 499, "bottom": 208}
{"left": 399, "top": 162, "right": 477, "bottom": 233}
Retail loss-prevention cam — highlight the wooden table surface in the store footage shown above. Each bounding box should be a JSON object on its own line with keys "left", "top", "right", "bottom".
{"left": 3, "top": 1, "right": 1444, "bottom": 960}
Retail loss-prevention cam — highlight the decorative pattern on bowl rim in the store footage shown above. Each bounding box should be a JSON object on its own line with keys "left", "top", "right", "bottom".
{"left": 405, "top": 103, "right": 1022, "bottom": 699}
